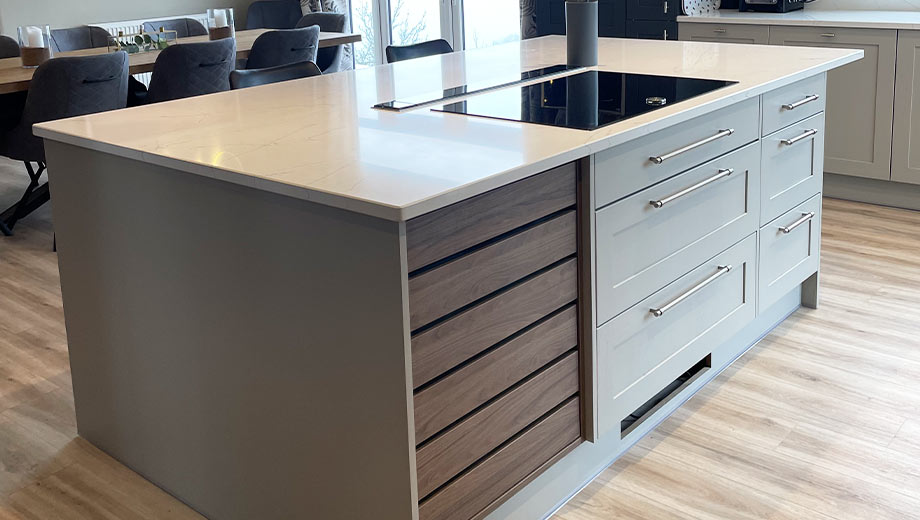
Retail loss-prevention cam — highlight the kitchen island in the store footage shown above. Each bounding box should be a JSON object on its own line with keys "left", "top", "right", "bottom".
{"left": 35, "top": 37, "right": 860, "bottom": 520}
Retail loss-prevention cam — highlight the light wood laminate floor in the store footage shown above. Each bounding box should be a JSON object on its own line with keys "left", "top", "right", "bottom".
{"left": 1, "top": 157, "right": 919, "bottom": 519}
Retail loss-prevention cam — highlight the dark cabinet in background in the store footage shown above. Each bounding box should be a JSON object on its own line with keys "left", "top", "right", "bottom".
{"left": 626, "top": 20, "right": 678, "bottom": 40}
{"left": 535, "top": 0, "right": 677, "bottom": 41}
{"left": 627, "top": 0, "right": 680, "bottom": 21}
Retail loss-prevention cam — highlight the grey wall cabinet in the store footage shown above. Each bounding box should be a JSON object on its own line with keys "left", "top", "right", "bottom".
{"left": 768, "top": 26, "right": 897, "bottom": 181}
{"left": 678, "top": 22, "right": 769, "bottom": 44}
{"left": 892, "top": 30, "right": 920, "bottom": 185}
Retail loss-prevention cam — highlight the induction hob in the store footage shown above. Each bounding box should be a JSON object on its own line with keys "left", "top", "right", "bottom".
{"left": 434, "top": 71, "right": 738, "bottom": 131}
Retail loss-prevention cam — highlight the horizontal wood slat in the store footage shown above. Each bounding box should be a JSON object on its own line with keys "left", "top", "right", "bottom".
{"left": 411, "top": 259, "right": 578, "bottom": 389}
{"left": 418, "top": 398, "right": 582, "bottom": 520}
{"left": 409, "top": 211, "right": 576, "bottom": 330}
{"left": 413, "top": 305, "right": 578, "bottom": 443}
{"left": 406, "top": 163, "right": 577, "bottom": 272}
{"left": 416, "top": 352, "right": 579, "bottom": 498}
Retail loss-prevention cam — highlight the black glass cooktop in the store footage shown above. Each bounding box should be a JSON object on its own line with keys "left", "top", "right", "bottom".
{"left": 434, "top": 71, "right": 737, "bottom": 131}
{"left": 373, "top": 65, "right": 579, "bottom": 112}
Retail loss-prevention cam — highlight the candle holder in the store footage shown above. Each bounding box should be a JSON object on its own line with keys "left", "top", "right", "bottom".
{"left": 18, "top": 25, "right": 53, "bottom": 68}
{"left": 207, "top": 8, "right": 235, "bottom": 41}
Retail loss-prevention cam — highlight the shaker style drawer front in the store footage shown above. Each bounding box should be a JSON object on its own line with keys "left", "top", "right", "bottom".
{"left": 596, "top": 143, "right": 759, "bottom": 324}
{"left": 409, "top": 211, "right": 576, "bottom": 330}
{"left": 418, "top": 398, "right": 581, "bottom": 520}
{"left": 595, "top": 98, "right": 759, "bottom": 208}
{"left": 761, "top": 74, "right": 826, "bottom": 136}
{"left": 759, "top": 194, "right": 821, "bottom": 310}
{"left": 405, "top": 163, "right": 576, "bottom": 272}
{"left": 761, "top": 113, "right": 825, "bottom": 225}
{"left": 415, "top": 352, "right": 579, "bottom": 499}
{"left": 678, "top": 23, "right": 770, "bottom": 45}
{"left": 596, "top": 233, "right": 757, "bottom": 437}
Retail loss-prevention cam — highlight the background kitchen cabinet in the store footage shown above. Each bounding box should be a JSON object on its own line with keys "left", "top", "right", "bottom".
{"left": 626, "top": 19, "right": 677, "bottom": 40}
{"left": 678, "top": 22, "right": 769, "bottom": 44}
{"left": 626, "top": 0, "right": 680, "bottom": 21}
{"left": 892, "top": 30, "right": 920, "bottom": 185}
{"left": 769, "top": 26, "right": 897, "bottom": 181}
{"left": 534, "top": 0, "right": 676, "bottom": 40}
{"left": 536, "top": 0, "right": 626, "bottom": 37}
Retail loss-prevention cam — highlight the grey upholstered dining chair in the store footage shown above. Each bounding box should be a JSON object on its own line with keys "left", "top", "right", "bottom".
{"left": 0, "top": 52, "right": 129, "bottom": 235}
{"left": 295, "top": 12, "right": 346, "bottom": 73}
{"left": 143, "top": 39, "right": 236, "bottom": 104}
{"left": 0, "top": 36, "right": 24, "bottom": 133}
{"left": 50, "top": 25, "right": 112, "bottom": 52}
{"left": 230, "top": 61, "right": 322, "bottom": 89}
{"left": 246, "top": 0, "right": 304, "bottom": 29}
{"left": 244, "top": 25, "right": 320, "bottom": 70}
{"left": 143, "top": 18, "right": 208, "bottom": 38}
{"left": 0, "top": 35, "right": 19, "bottom": 58}
{"left": 385, "top": 39, "right": 454, "bottom": 63}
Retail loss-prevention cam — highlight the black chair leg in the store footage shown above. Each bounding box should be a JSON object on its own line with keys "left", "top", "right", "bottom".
{"left": 1, "top": 161, "right": 50, "bottom": 234}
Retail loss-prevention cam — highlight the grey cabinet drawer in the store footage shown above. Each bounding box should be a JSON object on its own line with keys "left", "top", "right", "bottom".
{"left": 759, "top": 194, "right": 821, "bottom": 311}
{"left": 762, "top": 74, "right": 826, "bottom": 136}
{"left": 596, "top": 233, "right": 756, "bottom": 438}
{"left": 761, "top": 113, "right": 825, "bottom": 225}
{"left": 596, "top": 142, "right": 759, "bottom": 325}
{"left": 595, "top": 98, "right": 760, "bottom": 208}
{"left": 678, "top": 22, "right": 769, "bottom": 45}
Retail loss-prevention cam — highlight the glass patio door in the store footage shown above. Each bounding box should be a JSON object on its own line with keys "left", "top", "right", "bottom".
{"left": 347, "top": 0, "right": 522, "bottom": 66}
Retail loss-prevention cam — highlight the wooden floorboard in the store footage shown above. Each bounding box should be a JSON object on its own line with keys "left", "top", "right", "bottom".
{"left": 1, "top": 155, "right": 919, "bottom": 519}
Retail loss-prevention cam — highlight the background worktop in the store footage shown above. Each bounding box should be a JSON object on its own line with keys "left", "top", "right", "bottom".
{"left": 678, "top": 9, "right": 920, "bottom": 31}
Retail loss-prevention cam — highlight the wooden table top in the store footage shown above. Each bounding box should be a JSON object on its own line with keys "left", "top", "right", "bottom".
{"left": 0, "top": 29, "right": 362, "bottom": 94}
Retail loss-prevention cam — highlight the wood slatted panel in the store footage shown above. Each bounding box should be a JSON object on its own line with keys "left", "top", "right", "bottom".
{"left": 413, "top": 305, "right": 577, "bottom": 443}
{"left": 405, "top": 163, "right": 577, "bottom": 272}
{"left": 408, "top": 211, "right": 576, "bottom": 330}
{"left": 416, "top": 352, "right": 579, "bottom": 498}
{"left": 418, "top": 398, "right": 582, "bottom": 520}
{"left": 411, "top": 259, "right": 578, "bottom": 389}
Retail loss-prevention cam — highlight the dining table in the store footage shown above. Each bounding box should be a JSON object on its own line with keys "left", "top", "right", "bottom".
{"left": 0, "top": 28, "right": 362, "bottom": 94}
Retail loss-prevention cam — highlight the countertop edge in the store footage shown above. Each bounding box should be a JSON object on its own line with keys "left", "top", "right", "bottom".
{"left": 676, "top": 13, "right": 920, "bottom": 31}
{"left": 34, "top": 50, "right": 862, "bottom": 222}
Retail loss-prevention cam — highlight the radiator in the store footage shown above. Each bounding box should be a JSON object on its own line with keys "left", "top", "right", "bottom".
{"left": 90, "top": 13, "right": 209, "bottom": 86}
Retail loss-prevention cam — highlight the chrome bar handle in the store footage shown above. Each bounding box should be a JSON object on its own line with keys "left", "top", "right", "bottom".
{"left": 780, "top": 212, "right": 816, "bottom": 234}
{"left": 649, "top": 128, "right": 735, "bottom": 165}
{"left": 780, "top": 129, "right": 818, "bottom": 146}
{"left": 649, "top": 168, "right": 734, "bottom": 209}
{"left": 650, "top": 265, "right": 733, "bottom": 318}
{"left": 713, "top": 28, "right": 727, "bottom": 33}
{"left": 820, "top": 33, "right": 836, "bottom": 37}
{"left": 782, "top": 94, "right": 820, "bottom": 111}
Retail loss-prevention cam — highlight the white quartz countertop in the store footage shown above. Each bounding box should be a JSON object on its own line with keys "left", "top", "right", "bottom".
{"left": 35, "top": 36, "right": 861, "bottom": 221}
{"left": 678, "top": 10, "right": 920, "bottom": 30}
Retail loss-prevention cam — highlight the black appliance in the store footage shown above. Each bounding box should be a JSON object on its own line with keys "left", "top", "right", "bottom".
{"left": 740, "top": 0, "right": 807, "bottom": 13}
{"left": 434, "top": 71, "right": 737, "bottom": 131}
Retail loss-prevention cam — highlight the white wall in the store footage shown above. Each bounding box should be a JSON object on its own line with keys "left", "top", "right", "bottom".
{"left": 0, "top": 0, "right": 253, "bottom": 36}
{"left": 807, "top": 0, "right": 920, "bottom": 10}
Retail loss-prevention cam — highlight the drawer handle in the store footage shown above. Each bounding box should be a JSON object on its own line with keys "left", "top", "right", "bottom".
{"left": 820, "top": 33, "right": 836, "bottom": 38}
{"left": 650, "top": 265, "right": 733, "bottom": 318}
{"left": 713, "top": 28, "right": 727, "bottom": 33}
{"left": 649, "top": 129, "right": 735, "bottom": 165}
{"left": 782, "top": 94, "right": 820, "bottom": 111}
{"left": 780, "top": 212, "right": 816, "bottom": 234}
{"left": 780, "top": 129, "right": 818, "bottom": 146}
{"left": 649, "top": 168, "right": 734, "bottom": 209}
